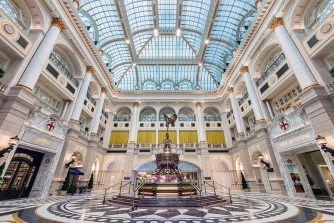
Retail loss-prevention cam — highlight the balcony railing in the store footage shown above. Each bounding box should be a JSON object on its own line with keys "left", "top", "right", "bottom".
{"left": 102, "top": 109, "right": 108, "bottom": 119}
{"left": 256, "top": 53, "right": 286, "bottom": 87}
{"left": 113, "top": 116, "right": 131, "bottom": 121}
{"left": 227, "top": 110, "right": 233, "bottom": 118}
{"left": 139, "top": 117, "right": 156, "bottom": 121}
{"left": 238, "top": 92, "right": 249, "bottom": 106}
{"left": 86, "top": 92, "right": 97, "bottom": 106}
{"left": 179, "top": 117, "right": 196, "bottom": 121}
{"left": 49, "top": 53, "right": 79, "bottom": 87}
{"left": 204, "top": 116, "right": 222, "bottom": 121}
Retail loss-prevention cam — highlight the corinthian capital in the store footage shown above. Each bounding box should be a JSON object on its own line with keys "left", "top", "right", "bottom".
{"left": 195, "top": 102, "right": 202, "bottom": 107}
{"left": 86, "top": 66, "right": 95, "bottom": 74}
{"left": 133, "top": 102, "right": 140, "bottom": 107}
{"left": 51, "top": 18, "right": 66, "bottom": 31}
{"left": 268, "top": 17, "right": 284, "bottom": 30}
{"left": 101, "top": 87, "right": 108, "bottom": 94}
{"left": 227, "top": 87, "right": 234, "bottom": 93}
{"left": 240, "top": 66, "right": 249, "bottom": 74}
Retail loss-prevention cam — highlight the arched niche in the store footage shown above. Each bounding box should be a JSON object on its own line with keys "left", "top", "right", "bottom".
{"left": 114, "top": 106, "right": 131, "bottom": 121}
{"left": 203, "top": 106, "right": 221, "bottom": 121}
{"left": 104, "top": 98, "right": 112, "bottom": 113}
{"left": 92, "top": 157, "right": 100, "bottom": 171}
{"left": 252, "top": 43, "right": 281, "bottom": 78}
{"left": 73, "top": 151, "right": 84, "bottom": 168}
{"left": 252, "top": 151, "right": 262, "bottom": 166}
{"left": 139, "top": 106, "right": 157, "bottom": 121}
{"left": 235, "top": 81, "right": 247, "bottom": 99}
{"left": 105, "top": 161, "right": 124, "bottom": 171}
{"left": 223, "top": 98, "right": 231, "bottom": 112}
{"left": 178, "top": 106, "right": 195, "bottom": 121}
{"left": 211, "top": 160, "right": 232, "bottom": 189}
{"left": 235, "top": 157, "right": 244, "bottom": 171}
{"left": 88, "top": 81, "right": 100, "bottom": 99}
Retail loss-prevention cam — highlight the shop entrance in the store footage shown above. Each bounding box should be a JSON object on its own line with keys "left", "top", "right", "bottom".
{"left": 0, "top": 148, "right": 44, "bottom": 200}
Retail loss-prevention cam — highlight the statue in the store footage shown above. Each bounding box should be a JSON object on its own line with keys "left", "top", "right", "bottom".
{"left": 110, "top": 175, "right": 115, "bottom": 191}
{"left": 163, "top": 113, "right": 177, "bottom": 132}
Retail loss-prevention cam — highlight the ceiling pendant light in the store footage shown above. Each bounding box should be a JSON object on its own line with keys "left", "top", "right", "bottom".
{"left": 176, "top": 29, "right": 181, "bottom": 37}
{"left": 154, "top": 29, "right": 159, "bottom": 36}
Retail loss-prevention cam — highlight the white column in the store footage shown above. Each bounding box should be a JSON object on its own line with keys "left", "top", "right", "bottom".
{"left": 269, "top": 17, "right": 318, "bottom": 90}
{"left": 241, "top": 67, "right": 264, "bottom": 122}
{"left": 128, "top": 102, "right": 139, "bottom": 143}
{"left": 196, "top": 102, "right": 206, "bottom": 143}
{"left": 60, "top": 100, "right": 71, "bottom": 120}
{"left": 17, "top": 18, "right": 66, "bottom": 90}
{"left": 228, "top": 87, "right": 244, "bottom": 134}
{"left": 91, "top": 88, "right": 107, "bottom": 134}
{"left": 71, "top": 67, "right": 94, "bottom": 121}
{"left": 264, "top": 100, "right": 275, "bottom": 119}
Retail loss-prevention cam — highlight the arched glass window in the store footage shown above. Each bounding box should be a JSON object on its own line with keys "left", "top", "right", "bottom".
{"left": 78, "top": 10, "right": 98, "bottom": 42}
{"left": 50, "top": 49, "right": 71, "bottom": 72}
{"left": 114, "top": 108, "right": 131, "bottom": 121}
{"left": 179, "top": 80, "right": 194, "bottom": 90}
{"left": 160, "top": 80, "right": 174, "bottom": 90}
{"left": 142, "top": 79, "right": 156, "bottom": 90}
{"left": 204, "top": 108, "right": 221, "bottom": 121}
{"left": 306, "top": 0, "right": 334, "bottom": 30}
{"left": 179, "top": 111, "right": 195, "bottom": 121}
{"left": 262, "top": 48, "right": 284, "bottom": 74}
{"left": 159, "top": 108, "right": 176, "bottom": 121}
{"left": 0, "top": 0, "right": 30, "bottom": 31}
{"left": 140, "top": 110, "right": 156, "bottom": 121}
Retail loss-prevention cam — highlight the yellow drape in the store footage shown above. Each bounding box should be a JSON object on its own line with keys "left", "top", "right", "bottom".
{"left": 137, "top": 131, "right": 156, "bottom": 144}
{"left": 158, "top": 130, "right": 176, "bottom": 143}
{"left": 206, "top": 130, "right": 225, "bottom": 144}
{"left": 179, "top": 130, "right": 198, "bottom": 144}
{"left": 109, "top": 131, "right": 129, "bottom": 144}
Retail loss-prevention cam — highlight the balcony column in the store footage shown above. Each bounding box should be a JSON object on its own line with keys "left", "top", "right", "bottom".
{"left": 128, "top": 102, "right": 139, "bottom": 143}
{"left": 228, "top": 87, "right": 244, "bottom": 134}
{"left": 17, "top": 18, "right": 66, "bottom": 90}
{"left": 264, "top": 99, "right": 275, "bottom": 119}
{"left": 269, "top": 17, "right": 318, "bottom": 91}
{"left": 196, "top": 102, "right": 206, "bottom": 143}
{"left": 70, "top": 67, "right": 94, "bottom": 121}
{"left": 241, "top": 66, "right": 265, "bottom": 122}
{"left": 91, "top": 87, "right": 107, "bottom": 134}
{"left": 60, "top": 99, "right": 71, "bottom": 120}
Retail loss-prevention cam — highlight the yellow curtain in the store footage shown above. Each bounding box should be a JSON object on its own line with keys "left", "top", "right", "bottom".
{"left": 109, "top": 131, "right": 129, "bottom": 144}
{"left": 206, "top": 130, "right": 225, "bottom": 144}
{"left": 158, "top": 130, "right": 177, "bottom": 143}
{"left": 137, "top": 131, "right": 156, "bottom": 144}
{"left": 179, "top": 130, "right": 198, "bottom": 144}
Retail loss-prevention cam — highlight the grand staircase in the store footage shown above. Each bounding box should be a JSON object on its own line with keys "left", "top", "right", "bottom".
{"left": 107, "top": 195, "right": 227, "bottom": 209}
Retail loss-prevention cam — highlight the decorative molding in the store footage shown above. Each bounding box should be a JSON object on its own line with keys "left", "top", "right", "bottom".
{"left": 133, "top": 102, "right": 140, "bottom": 107}
{"left": 195, "top": 102, "right": 202, "bottom": 107}
{"left": 268, "top": 17, "right": 284, "bottom": 30}
{"left": 227, "top": 87, "right": 233, "bottom": 93}
{"left": 240, "top": 66, "right": 249, "bottom": 74}
{"left": 86, "top": 66, "right": 95, "bottom": 74}
{"left": 51, "top": 18, "right": 66, "bottom": 31}
{"left": 101, "top": 87, "right": 108, "bottom": 94}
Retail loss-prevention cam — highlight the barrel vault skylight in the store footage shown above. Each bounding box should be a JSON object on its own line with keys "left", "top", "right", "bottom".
{"left": 79, "top": 0, "right": 257, "bottom": 91}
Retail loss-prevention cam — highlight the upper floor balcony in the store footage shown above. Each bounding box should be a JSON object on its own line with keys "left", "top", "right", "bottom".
{"left": 256, "top": 53, "right": 286, "bottom": 87}
{"left": 238, "top": 92, "right": 252, "bottom": 116}
{"left": 49, "top": 53, "right": 79, "bottom": 87}
{"left": 204, "top": 116, "right": 222, "bottom": 121}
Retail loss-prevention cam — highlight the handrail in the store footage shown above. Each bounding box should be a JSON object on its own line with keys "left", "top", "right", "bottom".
{"left": 49, "top": 53, "right": 79, "bottom": 87}
{"left": 256, "top": 53, "right": 285, "bottom": 87}
{"left": 204, "top": 181, "right": 216, "bottom": 196}
{"left": 119, "top": 180, "right": 131, "bottom": 196}
{"left": 238, "top": 92, "right": 249, "bottom": 106}
{"left": 102, "top": 182, "right": 122, "bottom": 204}
{"left": 132, "top": 182, "right": 145, "bottom": 211}
{"left": 190, "top": 182, "right": 203, "bottom": 208}
{"left": 213, "top": 182, "right": 233, "bottom": 204}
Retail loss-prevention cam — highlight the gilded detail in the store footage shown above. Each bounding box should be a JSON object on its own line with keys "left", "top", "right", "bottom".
{"left": 195, "top": 102, "right": 202, "bottom": 107}
{"left": 101, "top": 87, "right": 108, "bottom": 93}
{"left": 133, "top": 102, "right": 140, "bottom": 107}
{"left": 86, "top": 66, "right": 95, "bottom": 74}
{"left": 240, "top": 66, "right": 249, "bottom": 74}
{"left": 227, "top": 87, "right": 234, "bottom": 93}
{"left": 268, "top": 17, "right": 284, "bottom": 30}
{"left": 51, "top": 18, "right": 66, "bottom": 31}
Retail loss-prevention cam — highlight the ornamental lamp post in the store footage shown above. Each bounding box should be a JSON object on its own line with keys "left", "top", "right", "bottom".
{"left": 0, "top": 135, "right": 20, "bottom": 158}
{"left": 258, "top": 153, "right": 270, "bottom": 168}
{"left": 65, "top": 154, "right": 77, "bottom": 168}
{"left": 316, "top": 135, "right": 334, "bottom": 156}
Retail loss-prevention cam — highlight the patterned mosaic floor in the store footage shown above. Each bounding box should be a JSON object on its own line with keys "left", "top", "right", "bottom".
{"left": 0, "top": 192, "right": 333, "bottom": 222}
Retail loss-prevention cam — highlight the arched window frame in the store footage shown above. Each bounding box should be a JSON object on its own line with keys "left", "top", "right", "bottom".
{"left": 305, "top": 0, "right": 334, "bottom": 30}
{"left": 0, "top": 0, "right": 31, "bottom": 32}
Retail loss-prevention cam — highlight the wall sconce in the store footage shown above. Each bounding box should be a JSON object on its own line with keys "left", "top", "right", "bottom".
{"left": 0, "top": 135, "right": 20, "bottom": 158}
{"left": 258, "top": 153, "right": 270, "bottom": 168}
{"left": 316, "top": 135, "right": 334, "bottom": 156}
{"left": 65, "top": 154, "right": 77, "bottom": 168}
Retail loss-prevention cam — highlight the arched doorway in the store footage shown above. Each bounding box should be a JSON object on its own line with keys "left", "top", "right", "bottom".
{"left": 133, "top": 161, "right": 201, "bottom": 187}
{"left": 211, "top": 161, "right": 231, "bottom": 190}
{"left": 252, "top": 151, "right": 272, "bottom": 193}
{"left": 0, "top": 148, "right": 44, "bottom": 200}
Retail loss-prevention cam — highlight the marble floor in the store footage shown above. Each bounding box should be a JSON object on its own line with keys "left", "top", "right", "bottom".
{"left": 0, "top": 192, "right": 334, "bottom": 222}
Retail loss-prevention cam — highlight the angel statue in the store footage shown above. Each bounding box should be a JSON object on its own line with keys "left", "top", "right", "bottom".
{"left": 163, "top": 113, "right": 177, "bottom": 132}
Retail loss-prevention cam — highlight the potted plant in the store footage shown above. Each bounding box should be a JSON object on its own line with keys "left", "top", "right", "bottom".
{"left": 100, "top": 137, "right": 103, "bottom": 142}
{"left": 307, "top": 175, "right": 315, "bottom": 187}
{"left": 246, "top": 127, "right": 251, "bottom": 132}
{"left": 241, "top": 172, "right": 249, "bottom": 192}
{"left": 232, "top": 137, "right": 236, "bottom": 141}
{"left": 85, "top": 127, "right": 89, "bottom": 132}
{"left": 0, "top": 162, "right": 5, "bottom": 187}
{"left": 0, "top": 68, "right": 4, "bottom": 79}
{"left": 88, "top": 173, "right": 94, "bottom": 192}
{"left": 60, "top": 169, "right": 70, "bottom": 196}
{"left": 330, "top": 68, "right": 334, "bottom": 78}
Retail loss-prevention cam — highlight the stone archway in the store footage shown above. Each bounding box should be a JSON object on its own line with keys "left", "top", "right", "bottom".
{"left": 211, "top": 160, "right": 231, "bottom": 190}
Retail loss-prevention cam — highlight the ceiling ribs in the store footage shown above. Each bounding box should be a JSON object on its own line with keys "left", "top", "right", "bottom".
{"left": 153, "top": 0, "right": 159, "bottom": 30}
{"left": 137, "top": 35, "right": 154, "bottom": 56}
{"left": 117, "top": 64, "right": 133, "bottom": 85}
{"left": 176, "top": 0, "right": 182, "bottom": 29}
{"left": 181, "top": 35, "right": 197, "bottom": 55}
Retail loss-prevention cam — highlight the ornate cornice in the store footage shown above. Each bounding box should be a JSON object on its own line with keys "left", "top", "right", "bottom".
{"left": 268, "top": 17, "right": 284, "bottom": 30}
{"left": 133, "top": 102, "right": 140, "bottom": 107}
{"left": 86, "top": 66, "right": 95, "bottom": 74}
{"left": 195, "top": 102, "right": 202, "bottom": 107}
{"left": 51, "top": 18, "right": 66, "bottom": 31}
{"left": 101, "top": 87, "right": 108, "bottom": 94}
{"left": 240, "top": 66, "right": 249, "bottom": 75}
{"left": 227, "top": 87, "right": 234, "bottom": 93}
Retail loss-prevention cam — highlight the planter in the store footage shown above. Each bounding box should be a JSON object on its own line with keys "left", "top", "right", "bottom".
{"left": 246, "top": 127, "right": 250, "bottom": 132}
{"left": 59, "top": 190, "right": 67, "bottom": 196}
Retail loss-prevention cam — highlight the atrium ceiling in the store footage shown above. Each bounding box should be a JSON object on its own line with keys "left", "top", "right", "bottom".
{"left": 79, "top": 0, "right": 257, "bottom": 91}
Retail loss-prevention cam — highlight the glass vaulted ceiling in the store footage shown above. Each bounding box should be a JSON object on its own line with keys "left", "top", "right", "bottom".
{"left": 79, "top": 0, "right": 257, "bottom": 91}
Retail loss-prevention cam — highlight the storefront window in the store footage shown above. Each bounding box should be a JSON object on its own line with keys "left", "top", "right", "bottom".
{"left": 287, "top": 164, "right": 305, "bottom": 193}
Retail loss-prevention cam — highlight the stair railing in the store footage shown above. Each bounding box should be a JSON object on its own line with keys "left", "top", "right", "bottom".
{"left": 132, "top": 182, "right": 146, "bottom": 211}
{"left": 213, "top": 182, "right": 232, "bottom": 204}
{"left": 119, "top": 180, "right": 131, "bottom": 196}
{"left": 190, "top": 182, "right": 203, "bottom": 208}
{"left": 204, "top": 180, "right": 216, "bottom": 196}
{"left": 102, "top": 182, "right": 122, "bottom": 204}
